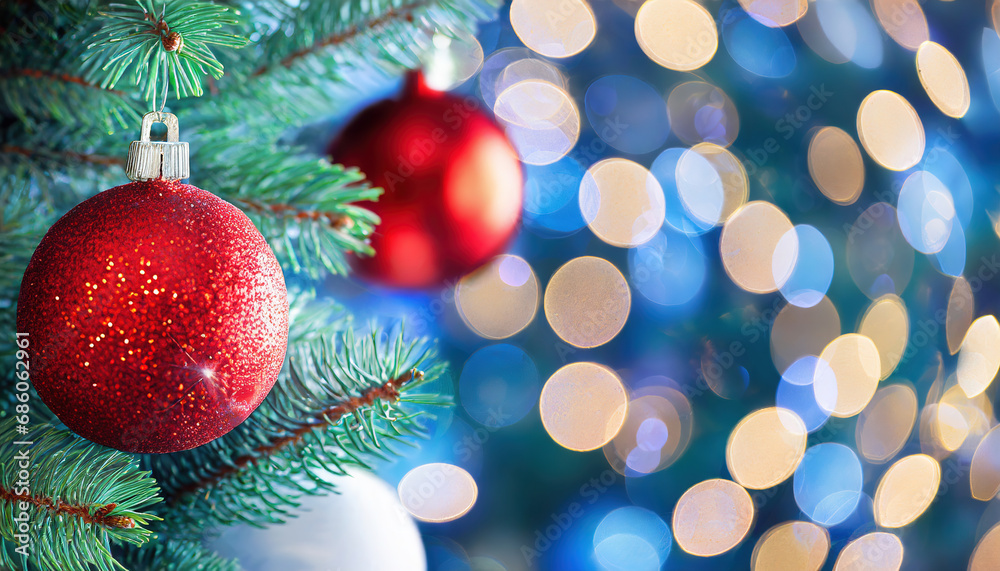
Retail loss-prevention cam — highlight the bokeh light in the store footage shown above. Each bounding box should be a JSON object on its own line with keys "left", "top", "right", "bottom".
{"left": 775, "top": 224, "right": 834, "bottom": 308}
{"left": 770, "top": 296, "right": 842, "bottom": 374}
{"left": 676, "top": 144, "right": 749, "bottom": 229}
{"left": 970, "top": 425, "right": 1000, "bottom": 501}
{"left": 456, "top": 255, "right": 539, "bottom": 339}
{"left": 873, "top": 454, "right": 941, "bottom": 528}
{"left": 737, "top": 0, "right": 807, "bottom": 27}
{"left": 720, "top": 201, "right": 796, "bottom": 294}
{"left": 796, "top": 0, "right": 883, "bottom": 68}
{"left": 635, "top": 0, "right": 718, "bottom": 71}
{"left": 807, "top": 126, "right": 865, "bottom": 206}
{"left": 522, "top": 158, "right": 588, "bottom": 237}
{"left": 858, "top": 295, "right": 909, "bottom": 380}
{"left": 672, "top": 479, "right": 754, "bottom": 556}
{"left": 947, "top": 277, "right": 975, "bottom": 355}
{"left": 606, "top": 383, "right": 694, "bottom": 475}
{"left": 721, "top": 3, "right": 796, "bottom": 78}
{"left": 479, "top": 48, "right": 567, "bottom": 109}
{"left": 915, "top": 41, "right": 970, "bottom": 118}
{"left": 846, "top": 203, "right": 914, "bottom": 299}
{"left": 459, "top": 344, "right": 539, "bottom": 428}
{"left": 856, "top": 90, "right": 924, "bottom": 171}
{"left": 777, "top": 356, "right": 836, "bottom": 433}
{"left": 544, "top": 256, "right": 631, "bottom": 348}
{"left": 856, "top": 384, "right": 918, "bottom": 464}
{"left": 833, "top": 532, "right": 904, "bottom": 571}
{"left": 584, "top": 75, "right": 670, "bottom": 154}
{"left": 423, "top": 31, "right": 484, "bottom": 91}
{"left": 579, "top": 158, "right": 665, "bottom": 248}
{"left": 971, "top": 524, "right": 1000, "bottom": 571}
{"left": 593, "top": 507, "right": 672, "bottom": 571}
{"left": 957, "top": 315, "right": 1000, "bottom": 398}
{"left": 666, "top": 82, "right": 740, "bottom": 147}
{"left": 818, "top": 334, "right": 880, "bottom": 418}
{"left": 871, "top": 0, "right": 928, "bottom": 51}
{"left": 509, "top": 0, "right": 596, "bottom": 59}
{"left": 540, "top": 362, "right": 628, "bottom": 451}
{"left": 794, "top": 443, "right": 864, "bottom": 526}
{"left": 751, "top": 521, "right": 829, "bottom": 571}
{"left": 726, "top": 407, "right": 807, "bottom": 489}
{"left": 494, "top": 79, "right": 580, "bottom": 165}
{"left": 398, "top": 463, "right": 478, "bottom": 523}
{"left": 896, "top": 171, "right": 955, "bottom": 254}
{"left": 628, "top": 227, "right": 707, "bottom": 307}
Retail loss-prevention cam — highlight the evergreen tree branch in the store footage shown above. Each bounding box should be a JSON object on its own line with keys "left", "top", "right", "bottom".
{"left": 145, "top": 324, "right": 447, "bottom": 530}
{"left": 0, "top": 420, "right": 162, "bottom": 571}
{"left": 84, "top": 0, "right": 247, "bottom": 103}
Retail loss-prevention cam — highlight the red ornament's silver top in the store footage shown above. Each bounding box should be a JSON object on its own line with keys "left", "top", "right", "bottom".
{"left": 125, "top": 112, "right": 190, "bottom": 181}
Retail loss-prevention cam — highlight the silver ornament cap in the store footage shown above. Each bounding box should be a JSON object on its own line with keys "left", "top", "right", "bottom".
{"left": 125, "top": 112, "right": 190, "bottom": 181}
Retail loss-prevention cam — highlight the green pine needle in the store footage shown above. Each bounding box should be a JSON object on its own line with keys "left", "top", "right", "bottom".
{"left": 84, "top": 0, "right": 248, "bottom": 103}
{"left": 0, "top": 420, "right": 162, "bottom": 571}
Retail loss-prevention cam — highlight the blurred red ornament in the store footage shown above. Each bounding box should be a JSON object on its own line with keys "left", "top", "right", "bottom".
{"left": 329, "top": 72, "right": 523, "bottom": 288}
{"left": 17, "top": 179, "right": 288, "bottom": 453}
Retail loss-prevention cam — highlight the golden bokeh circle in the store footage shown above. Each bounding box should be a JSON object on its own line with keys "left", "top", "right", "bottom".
{"left": 544, "top": 256, "right": 631, "bottom": 348}
{"left": 871, "top": 0, "right": 929, "bottom": 51}
{"left": 456, "top": 255, "right": 539, "bottom": 340}
{"left": 856, "top": 384, "right": 918, "bottom": 464}
{"left": 635, "top": 0, "right": 718, "bottom": 71}
{"left": 916, "top": 41, "right": 970, "bottom": 119}
{"left": 971, "top": 524, "right": 1000, "bottom": 571}
{"left": 970, "top": 425, "right": 1000, "bottom": 501}
{"left": 957, "top": 315, "right": 1000, "bottom": 398}
{"left": 494, "top": 79, "right": 580, "bottom": 166}
{"left": 751, "top": 521, "right": 829, "bottom": 571}
{"left": 672, "top": 479, "right": 755, "bottom": 557}
{"left": 771, "top": 296, "right": 842, "bottom": 374}
{"left": 398, "top": 463, "right": 478, "bottom": 523}
{"left": 738, "top": 0, "right": 808, "bottom": 27}
{"left": 946, "top": 277, "right": 975, "bottom": 356}
{"left": 857, "top": 90, "right": 925, "bottom": 171}
{"left": 579, "top": 158, "right": 666, "bottom": 248}
{"left": 873, "top": 454, "right": 941, "bottom": 528}
{"left": 539, "top": 362, "right": 628, "bottom": 451}
{"left": 726, "top": 407, "right": 807, "bottom": 490}
{"left": 858, "top": 295, "right": 909, "bottom": 380}
{"left": 819, "top": 334, "right": 881, "bottom": 418}
{"left": 720, "top": 201, "right": 795, "bottom": 294}
{"left": 833, "top": 532, "right": 904, "bottom": 571}
{"left": 509, "top": 0, "right": 597, "bottom": 58}
{"left": 807, "top": 127, "right": 865, "bottom": 205}
{"left": 606, "top": 388, "right": 694, "bottom": 475}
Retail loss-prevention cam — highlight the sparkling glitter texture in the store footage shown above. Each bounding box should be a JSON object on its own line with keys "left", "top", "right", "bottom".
{"left": 17, "top": 179, "right": 289, "bottom": 453}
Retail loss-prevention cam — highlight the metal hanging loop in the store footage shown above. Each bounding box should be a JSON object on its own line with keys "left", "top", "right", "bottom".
{"left": 125, "top": 112, "right": 190, "bottom": 181}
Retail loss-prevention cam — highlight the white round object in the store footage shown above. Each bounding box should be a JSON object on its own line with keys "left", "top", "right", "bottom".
{"left": 208, "top": 469, "right": 426, "bottom": 571}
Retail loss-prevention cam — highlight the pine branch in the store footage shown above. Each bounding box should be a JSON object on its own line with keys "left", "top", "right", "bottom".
{"left": 0, "top": 420, "right": 162, "bottom": 571}
{"left": 116, "top": 537, "right": 241, "bottom": 571}
{"left": 145, "top": 326, "right": 447, "bottom": 530}
{"left": 84, "top": 0, "right": 247, "bottom": 103}
{"left": 0, "top": 1, "right": 140, "bottom": 133}
{"left": 194, "top": 141, "right": 380, "bottom": 277}
{"left": 206, "top": 0, "right": 500, "bottom": 124}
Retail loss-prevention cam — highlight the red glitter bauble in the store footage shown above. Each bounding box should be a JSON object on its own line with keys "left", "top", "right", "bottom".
{"left": 17, "top": 179, "right": 288, "bottom": 453}
{"left": 329, "top": 72, "right": 523, "bottom": 288}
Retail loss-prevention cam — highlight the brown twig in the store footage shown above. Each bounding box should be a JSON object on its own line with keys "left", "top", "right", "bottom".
{"left": 0, "top": 487, "right": 135, "bottom": 529}
{"left": 167, "top": 370, "right": 422, "bottom": 504}
{"left": 249, "top": 1, "right": 430, "bottom": 78}
{"left": 240, "top": 198, "right": 357, "bottom": 230}
{"left": 2, "top": 144, "right": 124, "bottom": 167}
{"left": 0, "top": 68, "right": 126, "bottom": 96}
